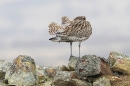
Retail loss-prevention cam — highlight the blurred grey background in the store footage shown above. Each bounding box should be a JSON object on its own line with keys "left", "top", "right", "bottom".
{"left": 0, "top": 0, "right": 130, "bottom": 66}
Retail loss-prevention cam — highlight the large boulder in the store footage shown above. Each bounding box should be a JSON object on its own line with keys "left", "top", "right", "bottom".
{"left": 75, "top": 55, "right": 113, "bottom": 79}
{"left": 108, "top": 51, "right": 130, "bottom": 74}
{"left": 5, "top": 55, "right": 38, "bottom": 86}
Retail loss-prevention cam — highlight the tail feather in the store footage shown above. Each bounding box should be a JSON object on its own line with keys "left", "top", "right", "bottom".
{"left": 48, "top": 22, "right": 61, "bottom": 35}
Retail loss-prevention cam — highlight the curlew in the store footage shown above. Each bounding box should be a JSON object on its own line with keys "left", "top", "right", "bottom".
{"left": 48, "top": 16, "right": 92, "bottom": 59}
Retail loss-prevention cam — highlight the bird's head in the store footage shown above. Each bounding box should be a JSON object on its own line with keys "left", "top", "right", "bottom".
{"left": 74, "top": 16, "right": 86, "bottom": 21}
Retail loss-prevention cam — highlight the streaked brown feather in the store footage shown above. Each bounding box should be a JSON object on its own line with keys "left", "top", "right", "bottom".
{"left": 61, "top": 19, "right": 92, "bottom": 40}
{"left": 48, "top": 22, "right": 61, "bottom": 35}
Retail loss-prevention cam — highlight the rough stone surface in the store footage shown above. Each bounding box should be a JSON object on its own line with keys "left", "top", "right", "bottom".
{"left": 110, "top": 75, "right": 130, "bottom": 86}
{"left": 36, "top": 65, "right": 48, "bottom": 84}
{"left": 0, "top": 70, "right": 5, "bottom": 82}
{"left": 0, "top": 60, "right": 12, "bottom": 73}
{"left": 44, "top": 67, "right": 56, "bottom": 78}
{"left": 53, "top": 71, "right": 77, "bottom": 81}
{"left": 75, "top": 55, "right": 101, "bottom": 79}
{"left": 52, "top": 79, "right": 77, "bottom": 86}
{"left": 100, "top": 60, "right": 113, "bottom": 75}
{"left": 5, "top": 55, "right": 37, "bottom": 86}
{"left": 112, "top": 58, "right": 130, "bottom": 74}
{"left": 73, "top": 79, "right": 92, "bottom": 86}
{"left": 0, "top": 82, "right": 8, "bottom": 86}
{"left": 93, "top": 77, "right": 111, "bottom": 86}
{"left": 56, "top": 65, "right": 70, "bottom": 71}
{"left": 68, "top": 56, "right": 78, "bottom": 70}
{"left": 0, "top": 52, "right": 130, "bottom": 86}
{"left": 42, "top": 81, "right": 52, "bottom": 86}
{"left": 108, "top": 51, "right": 130, "bottom": 67}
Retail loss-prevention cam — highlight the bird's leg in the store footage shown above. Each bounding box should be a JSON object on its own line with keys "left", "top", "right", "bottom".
{"left": 69, "top": 42, "right": 73, "bottom": 61}
{"left": 79, "top": 42, "right": 81, "bottom": 58}
{"left": 70, "top": 42, "right": 73, "bottom": 56}
{"left": 75, "top": 42, "right": 81, "bottom": 68}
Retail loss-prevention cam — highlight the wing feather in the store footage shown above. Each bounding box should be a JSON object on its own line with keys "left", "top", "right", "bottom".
{"left": 61, "top": 20, "right": 92, "bottom": 38}
{"left": 48, "top": 22, "right": 62, "bottom": 35}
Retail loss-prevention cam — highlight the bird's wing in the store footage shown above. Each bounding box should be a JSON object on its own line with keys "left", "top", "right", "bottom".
{"left": 48, "top": 22, "right": 63, "bottom": 35}
{"left": 61, "top": 20, "right": 92, "bottom": 38}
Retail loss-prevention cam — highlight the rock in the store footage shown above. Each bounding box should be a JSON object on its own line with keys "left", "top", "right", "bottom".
{"left": 44, "top": 66, "right": 56, "bottom": 78}
{"left": 37, "top": 70, "right": 78, "bottom": 86}
{"left": 0, "top": 82, "right": 8, "bottom": 86}
{"left": 52, "top": 79, "right": 92, "bottom": 86}
{"left": 50, "top": 71, "right": 78, "bottom": 85}
{"left": 72, "top": 79, "right": 92, "bottom": 86}
{"left": 36, "top": 65, "right": 48, "bottom": 84}
{"left": 108, "top": 51, "right": 130, "bottom": 74}
{"left": 112, "top": 58, "right": 130, "bottom": 74}
{"left": 0, "top": 52, "right": 129, "bottom": 86}
{"left": 0, "top": 60, "right": 12, "bottom": 72}
{"left": 93, "top": 77, "right": 111, "bottom": 86}
{"left": 108, "top": 51, "right": 130, "bottom": 67}
{"left": 41, "top": 80, "right": 52, "bottom": 86}
{"left": 52, "top": 79, "right": 76, "bottom": 86}
{"left": 110, "top": 75, "right": 130, "bottom": 86}
{"left": 0, "top": 70, "right": 5, "bottom": 82}
{"left": 75, "top": 55, "right": 101, "bottom": 79}
{"left": 36, "top": 66, "right": 57, "bottom": 85}
{"left": 5, "top": 55, "right": 38, "bottom": 86}
{"left": 56, "top": 65, "right": 70, "bottom": 71}
{"left": 68, "top": 56, "right": 79, "bottom": 71}
{"left": 75, "top": 55, "right": 113, "bottom": 79}
{"left": 0, "top": 60, "right": 12, "bottom": 82}
{"left": 100, "top": 60, "right": 113, "bottom": 75}
{"left": 53, "top": 71, "right": 77, "bottom": 81}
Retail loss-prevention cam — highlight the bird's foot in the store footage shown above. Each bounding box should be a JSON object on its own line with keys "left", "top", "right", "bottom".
{"left": 69, "top": 55, "right": 74, "bottom": 61}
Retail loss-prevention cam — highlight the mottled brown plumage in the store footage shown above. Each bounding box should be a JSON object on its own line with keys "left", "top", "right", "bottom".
{"left": 61, "top": 16, "right": 71, "bottom": 24}
{"left": 61, "top": 16, "right": 92, "bottom": 42}
{"left": 48, "top": 16, "right": 72, "bottom": 35}
{"left": 48, "top": 22, "right": 61, "bottom": 35}
{"left": 48, "top": 16, "right": 92, "bottom": 58}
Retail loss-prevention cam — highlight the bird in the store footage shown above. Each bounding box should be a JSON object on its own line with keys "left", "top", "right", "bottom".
{"left": 48, "top": 16, "right": 92, "bottom": 59}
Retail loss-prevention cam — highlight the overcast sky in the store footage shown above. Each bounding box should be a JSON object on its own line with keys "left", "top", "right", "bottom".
{"left": 0, "top": 0, "right": 130, "bottom": 66}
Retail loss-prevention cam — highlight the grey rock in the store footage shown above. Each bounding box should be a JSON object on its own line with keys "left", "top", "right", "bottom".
{"left": 68, "top": 56, "right": 79, "bottom": 70}
{"left": 5, "top": 55, "right": 38, "bottom": 86}
{"left": 93, "top": 77, "right": 111, "bottom": 86}
{"left": 112, "top": 58, "right": 130, "bottom": 74}
{"left": 72, "top": 79, "right": 92, "bottom": 86}
{"left": 0, "top": 52, "right": 130, "bottom": 86}
{"left": 36, "top": 65, "right": 48, "bottom": 84}
{"left": 110, "top": 75, "right": 130, "bottom": 86}
{"left": 56, "top": 65, "right": 70, "bottom": 71}
{"left": 42, "top": 80, "right": 52, "bottom": 86}
{"left": 53, "top": 71, "right": 76, "bottom": 81}
{"left": 52, "top": 79, "right": 76, "bottom": 86}
{"left": 0, "top": 82, "right": 8, "bottom": 86}
{"left": 44, "top": 66, "right": 56, "bottom": 78}
{"left": 75, "top": 55, "right": 101, "bottom": 79}
{"left": 108, "top": 51, "right": 130, "bottom": 74}
{"left": 0, "top": 70, "right": 5, "bottom": 82}
{"left": 108, "top": 51, "right": 130, "bottom": 67}
{"left": 0, "top": 60, "right": 12, "bottom": 82}
{"left": 0, "top": 60, "right": 12, "bottom": 73}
